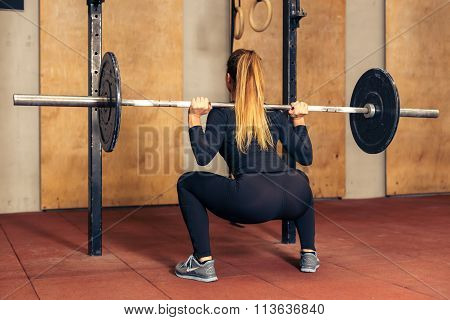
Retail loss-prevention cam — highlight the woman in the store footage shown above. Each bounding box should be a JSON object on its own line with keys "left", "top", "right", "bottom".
{"left": 176, "top": 49, "right": 318, "bottom": 282}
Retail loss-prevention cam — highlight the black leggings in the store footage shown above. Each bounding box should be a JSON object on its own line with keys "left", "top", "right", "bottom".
{"left": 177, "top": 169, "right": 316, "bottom": 258}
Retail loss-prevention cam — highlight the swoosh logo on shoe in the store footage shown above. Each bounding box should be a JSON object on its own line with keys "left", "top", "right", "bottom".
{"left": 186, "top": 267, "right": 200, "bottom": 272}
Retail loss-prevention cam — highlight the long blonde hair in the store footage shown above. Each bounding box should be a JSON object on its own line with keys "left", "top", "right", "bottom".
{"left": 227, "top": 49, "right": 273, "bottom": 153}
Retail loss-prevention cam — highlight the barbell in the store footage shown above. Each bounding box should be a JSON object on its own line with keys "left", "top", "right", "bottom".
{"left": 13, "top": 52, "right": 439, "bottom": 154}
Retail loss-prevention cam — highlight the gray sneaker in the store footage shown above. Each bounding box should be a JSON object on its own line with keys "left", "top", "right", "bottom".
{"left": 300, "top": 252, "right": 320, "bottom": 273}
{"left": 175, "top": 255, "right": 218, "bottom": 282}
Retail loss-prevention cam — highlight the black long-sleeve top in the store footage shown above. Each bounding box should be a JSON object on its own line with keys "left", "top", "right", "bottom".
{"left": 189, "top": 108, "right": 313, "bottom": 176}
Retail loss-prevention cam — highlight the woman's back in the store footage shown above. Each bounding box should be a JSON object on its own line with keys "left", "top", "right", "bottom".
{"left": 189, "top": 107, "right": 313, "bottom": 176}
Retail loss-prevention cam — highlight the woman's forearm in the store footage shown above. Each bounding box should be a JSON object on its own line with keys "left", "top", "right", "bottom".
{"left": 189, "top": 113, "right": 202, "bottom": 128}
{"left": 293, "top": 117, "right": 306, "bottom": 127}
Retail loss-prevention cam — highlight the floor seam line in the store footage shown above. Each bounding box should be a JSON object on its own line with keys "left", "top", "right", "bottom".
{"left": 0, "top": 224, "right": 41, "bottom": 300}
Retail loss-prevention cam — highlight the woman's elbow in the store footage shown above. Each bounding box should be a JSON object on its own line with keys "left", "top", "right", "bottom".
{"left": 298, "top": 149, "right": 313, "bottom": 166}
{"left": 303, "top": 156, "right": 313, "bottom": 166}
{"left": 195, "top": 154, "right": 214, "bottom": 166}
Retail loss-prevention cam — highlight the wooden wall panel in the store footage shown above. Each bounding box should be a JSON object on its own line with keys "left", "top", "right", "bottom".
{"left": 234, "top": 0, "right": 346, "bottom": 197}
{"left": 40, "top": 0, "right": 183, "bottom": 209}
{"left": 386, "top": 0, "right": 450, "bottom": 195}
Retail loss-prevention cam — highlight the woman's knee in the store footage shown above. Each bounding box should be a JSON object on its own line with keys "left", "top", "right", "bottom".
{"left": 177, "top": 171, "right": 206, "bottom": 191}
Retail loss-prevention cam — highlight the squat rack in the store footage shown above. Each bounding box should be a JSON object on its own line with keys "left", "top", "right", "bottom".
{"left": 281, "top": 0, "right": 307, "bottom": 244}
{"left": 87, "top": 0, "right": 104, "bottom": 256}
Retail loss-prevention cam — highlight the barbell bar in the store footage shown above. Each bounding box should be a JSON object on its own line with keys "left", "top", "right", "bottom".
{"left": 13, "top": 94, "right": 366, "bottom": 113}
{"left": 12, "top": 52, "right": 439, "bottom": 154}
{"left": 13, "top": 94, "right": 439, "bottom": 118}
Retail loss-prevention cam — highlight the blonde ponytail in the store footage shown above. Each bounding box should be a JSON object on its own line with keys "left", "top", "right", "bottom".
{"left": 233, "top": 50, "right": 273, "bottom": 153}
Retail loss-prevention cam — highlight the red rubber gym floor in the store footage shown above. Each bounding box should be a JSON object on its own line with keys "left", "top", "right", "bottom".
{"left": 0, "top": 195, "right": 448, "bottom": 300}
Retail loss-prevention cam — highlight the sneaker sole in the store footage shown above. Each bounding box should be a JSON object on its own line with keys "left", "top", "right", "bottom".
{"left": 300, "top": 264, "right": 320, "bottom": 273}
{"left": 175, "top": 272, "right": 218, "bottom": 283}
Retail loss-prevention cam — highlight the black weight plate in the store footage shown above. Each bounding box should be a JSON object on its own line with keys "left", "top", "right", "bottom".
{"left": 98, "top": 52, "right": 122, "bottom": 152}
{"left": 350, "top": 68, "right": 400, "bottom": 154}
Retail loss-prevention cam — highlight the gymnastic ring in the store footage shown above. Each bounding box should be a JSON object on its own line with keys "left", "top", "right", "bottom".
{"left": 234, "top": 6, "right": 245, "bottom": 40}
{"left": 249, "top": 0, "right": 273, "bottom": 33}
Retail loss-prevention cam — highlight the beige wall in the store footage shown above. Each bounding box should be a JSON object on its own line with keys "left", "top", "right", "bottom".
{"left": 386, "top": 0, "right": 450, "bottom": 195}
{"left": 345, "top": 0, "right": 386, "bottom": 198}
{"left": 0, "top": 1, "right": 40, "bottom": 213}
{"left": 183, "top": 0, "right": 230, "bottom": 176}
